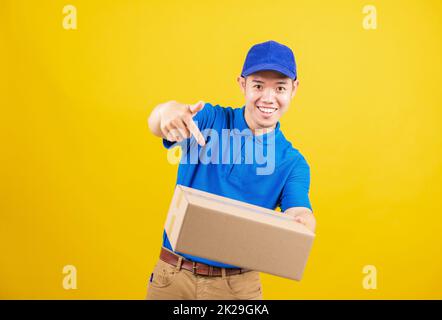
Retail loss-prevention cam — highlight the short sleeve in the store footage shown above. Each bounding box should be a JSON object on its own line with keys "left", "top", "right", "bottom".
{"left": 279, "top": 155, "right": 313, "bottom": 212}
{"left": 162, "top": 102, "right": 216, "bottom": 149}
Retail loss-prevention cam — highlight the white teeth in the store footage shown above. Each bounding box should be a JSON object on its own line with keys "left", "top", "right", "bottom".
{"left": 257, "top": 106, "right": 277, "bottom": 114}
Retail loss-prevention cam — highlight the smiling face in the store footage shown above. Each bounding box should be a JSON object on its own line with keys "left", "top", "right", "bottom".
{"left": 237, "top": 70, "right": 299, "bottom": 135}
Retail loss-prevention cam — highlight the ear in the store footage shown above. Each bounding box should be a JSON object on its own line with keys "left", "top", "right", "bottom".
{"left": 291, "top": 79, "right": 300, "bottom": 99}
{"left": 237, "top": 76, "right": 246, "bottom": 95}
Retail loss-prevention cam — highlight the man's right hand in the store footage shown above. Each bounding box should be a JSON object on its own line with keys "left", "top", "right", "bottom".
{"left": 148, "top": 100, "right": 206, "bottom": 146}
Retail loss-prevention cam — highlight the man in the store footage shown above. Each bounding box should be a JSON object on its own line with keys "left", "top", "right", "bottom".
{"left": 146, "top": 40, "right": 316, "bottom": 300}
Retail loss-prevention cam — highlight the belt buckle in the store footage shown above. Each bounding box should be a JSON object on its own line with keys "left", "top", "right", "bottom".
{"left": 192, "top": 262, "right": 197, "bottom": 275}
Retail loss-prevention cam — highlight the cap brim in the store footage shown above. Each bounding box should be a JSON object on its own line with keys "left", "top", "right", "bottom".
{"left": 241, "top": 63, "right": 296, "bottom": 79}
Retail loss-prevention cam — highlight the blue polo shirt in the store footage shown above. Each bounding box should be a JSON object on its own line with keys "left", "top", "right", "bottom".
{"left": 161, "top": 103, "right": 313, "bottom": 268}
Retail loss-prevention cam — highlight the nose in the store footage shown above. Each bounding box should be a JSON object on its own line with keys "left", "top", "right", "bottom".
{"left": 261, "top": 88, "right": 276, "bottom": 104}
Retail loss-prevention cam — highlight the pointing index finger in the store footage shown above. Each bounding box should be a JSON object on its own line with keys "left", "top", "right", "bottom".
{"left": 185, "top": 118, "right": 205, "bottom": 146}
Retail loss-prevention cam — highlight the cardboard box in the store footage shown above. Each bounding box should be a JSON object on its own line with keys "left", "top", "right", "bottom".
{"left": 164, "top": 185, "right": 315, "bottom": 280}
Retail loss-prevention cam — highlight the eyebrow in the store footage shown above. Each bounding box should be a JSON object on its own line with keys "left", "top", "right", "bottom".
{"left": 251, "top": 79, "right": 289, "bottom": 85}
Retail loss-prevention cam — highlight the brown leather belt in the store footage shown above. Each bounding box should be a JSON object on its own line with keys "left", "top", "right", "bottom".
{"left": 160, "top": 247, "right": 250, "bottom": 277}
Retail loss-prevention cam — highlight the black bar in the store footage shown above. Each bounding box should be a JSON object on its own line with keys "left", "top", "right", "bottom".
{"left": 0, "top": 300, "right": 440, "bottom": 318}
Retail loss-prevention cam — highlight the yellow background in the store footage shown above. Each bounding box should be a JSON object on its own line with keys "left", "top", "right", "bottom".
{"left": 1, "top": 0, "right": 441, "bottom": 299}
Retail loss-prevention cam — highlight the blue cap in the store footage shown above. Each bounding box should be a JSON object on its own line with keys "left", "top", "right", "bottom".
{"left": 241, "top": 40, "right": 297, "bottom": 80}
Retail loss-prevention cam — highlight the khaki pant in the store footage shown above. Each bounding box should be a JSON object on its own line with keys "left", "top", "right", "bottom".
{"left": 146, "top": 259, "right": 263, "bottom": 300}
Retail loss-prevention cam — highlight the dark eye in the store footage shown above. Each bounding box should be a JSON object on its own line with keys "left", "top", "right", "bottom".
{"left": 254, "top": 85, "right": 262, "bottom": 89}
{"left": 277, "top": 87, "right": 286, "bottom": 92}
